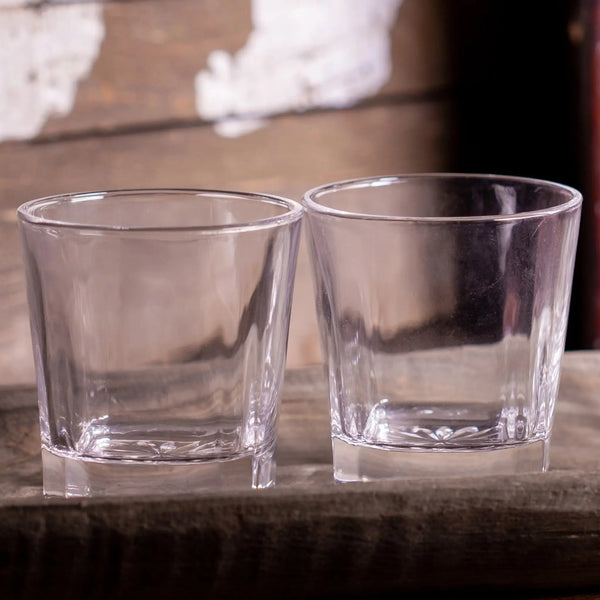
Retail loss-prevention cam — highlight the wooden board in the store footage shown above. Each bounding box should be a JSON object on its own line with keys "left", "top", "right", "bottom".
{"left": 0, "top": 99, "right": 457, "bottom": 368}
{"left": 32, "top": 0, "right": 454, "bottom": 139}
{"left": 0, "top": 100, "right": 455, "bottom": 206}
{"left": 0, "top": 352, "right": 600, "bottom": 599}
{"left": 0, "top": 0, "right": 458, "bottom": 368}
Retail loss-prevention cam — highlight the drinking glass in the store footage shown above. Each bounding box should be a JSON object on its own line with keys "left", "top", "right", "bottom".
{"left": 304, "top": 174, "right": 581, "bottom": 480}
{"left": 18, "top": 189, "right": 302, "bottom": 496}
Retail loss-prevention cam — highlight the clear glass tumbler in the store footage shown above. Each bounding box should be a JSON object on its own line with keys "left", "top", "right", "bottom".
{"left": 18, "top": 189, "right": 302, "bottom": 496}
{"left": 304, "top": 174, "right": 582, "bottom": 480}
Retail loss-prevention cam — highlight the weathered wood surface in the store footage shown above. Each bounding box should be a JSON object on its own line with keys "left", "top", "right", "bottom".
{"left": 0, "top": 0, "right": 460, "bottom": 369}
{"left": 0, "top": 99, "right": 457, "bottom": 369}
{"left": 31, "top": 0, "right": 452, "bottom": 139}
{"left": 1, "top": 352, "right": 600, "bottom": 599}
{"left": 0, "top": 100, "right": 454, "bottom": 210}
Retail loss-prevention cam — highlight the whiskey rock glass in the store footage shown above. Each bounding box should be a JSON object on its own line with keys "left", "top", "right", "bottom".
{"left": 18, "top": 189, "right": 302, "bottom": 496}
{"left": 304, "top": 174, "right": 581, "bottom": 481}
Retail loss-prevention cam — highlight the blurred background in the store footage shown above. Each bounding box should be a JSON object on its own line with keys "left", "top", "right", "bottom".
{"left": 0, "top": 0, "right": 594, "bottom": 377}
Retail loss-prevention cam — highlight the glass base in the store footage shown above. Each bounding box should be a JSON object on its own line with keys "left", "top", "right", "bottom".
{"left": 41, "top": 447, "right": 275, "bottom": 497}
{"left": 332, "top": 437, "right": 549, "bottom": 482}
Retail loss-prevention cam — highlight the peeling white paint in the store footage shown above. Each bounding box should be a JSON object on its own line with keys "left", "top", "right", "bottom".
{"left": 214, "top": 117, "right": 269, "bottom": 138}
{"left": 195, "top": 0, "right": 403, "bottom": 137}
{"left": 0, "top": 4, "right": 104, "bottom": 142}
{"left": 0, "top": 1, "right": 29, "bottom": 7}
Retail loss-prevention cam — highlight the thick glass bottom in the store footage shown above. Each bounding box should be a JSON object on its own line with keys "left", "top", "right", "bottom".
{"left": 332, "top": 436, "right": 549, "bottom": 482}
{"left": 41, "top": 446, "right": 275, "bottom": 497}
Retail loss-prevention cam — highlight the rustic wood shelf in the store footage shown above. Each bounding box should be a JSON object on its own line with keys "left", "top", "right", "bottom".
{"left": 1, "top": 353, "right": 600, "bottom": 599}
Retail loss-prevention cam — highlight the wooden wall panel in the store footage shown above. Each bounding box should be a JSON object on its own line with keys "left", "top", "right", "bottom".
{"left": 0, "top": 100, "right": 456, "bottom": 368}
{"left": 1, "top": 101, "right": 455, "bottom": 204}
{"left": 36, "top": 0, "right": 453, "bottom": 139}
{"left": 40, "top": 0, "right": 251, "bottom": 137}
{"left": 0, "top": 0, "right": 457, "bottom": 368}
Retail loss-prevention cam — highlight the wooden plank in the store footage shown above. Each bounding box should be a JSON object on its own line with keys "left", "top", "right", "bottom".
{"left": 0, "top": 99, "right": 457, "bottom": 368}
{"left": 0, "top": 352, "right": 600, "bottom": 598}
{"left": 31, "top": 0, "right": 454, "bottom": 139}
{"left": 0, "top": 100, "right": 455, "bottom": 207}
{"left": 40, "top": 0, "right": 251, "bottom": 137}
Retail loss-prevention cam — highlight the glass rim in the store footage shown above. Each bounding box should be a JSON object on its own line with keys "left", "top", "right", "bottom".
{"left": 303, "top": 173, "right": 583, "bottom": 223}
{"left": 17, "top": 188, "right": 304, "bottom": 233}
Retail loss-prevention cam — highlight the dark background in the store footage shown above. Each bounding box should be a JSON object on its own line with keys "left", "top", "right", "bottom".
{"left": 447, "top": 0, "right": 591, "bottom": 348}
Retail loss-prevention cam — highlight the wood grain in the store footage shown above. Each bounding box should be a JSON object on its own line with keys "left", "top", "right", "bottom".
{"left": 0, "top": 99, "right": 457, "bottom": 368}
{"left": 0, "top": 100, "right": 455, "bottom": 206}
{"left": 0, "top": 0, "right": 458, "bottom": 368}
{"left": 0, "top": 352, "right": 600, "bottom": 598}
{"left": 34, "top": 0, "right": 454, "bottom": 139}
